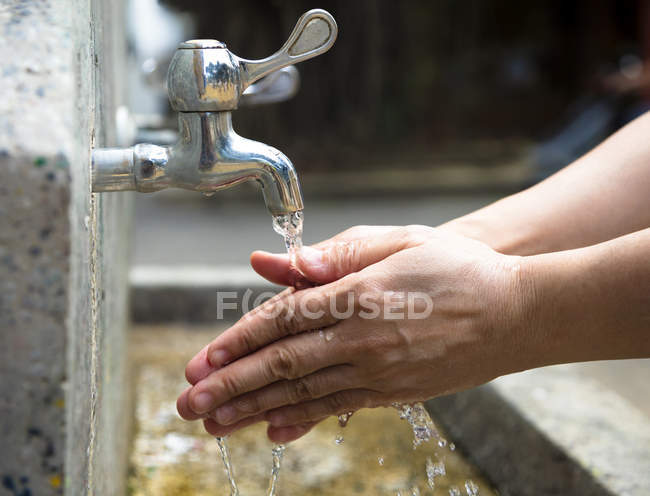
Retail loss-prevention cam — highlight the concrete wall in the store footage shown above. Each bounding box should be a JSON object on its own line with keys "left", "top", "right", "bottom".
{"left": 0, "top": 1, "right": 131, "bottom": 494}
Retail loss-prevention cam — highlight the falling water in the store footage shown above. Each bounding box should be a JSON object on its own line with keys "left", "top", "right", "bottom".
{"left": 267, "top": 444, "right": 286, "bottom": 496}
{"left": 425, "top": 456, "right": 446, "bottom": 490}
{"left": 464, "top": 479, "right": 480, "bottom": 495}
{"left": 393, "top": 402, "right": 446, "bottom": 449}
{"left": 272, "top": 211, "right": 315, "bottom": 290}
{"left": 215, "top": 436, "right": 239, "bottom": 496}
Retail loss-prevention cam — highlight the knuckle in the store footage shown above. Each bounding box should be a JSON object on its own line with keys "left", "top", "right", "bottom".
{"left": 235, "top": 328, "right": 258, "bottom": 355}
{"left": 267, "top": 347, "right": 300, "bottom": 380}
{"left": 234, "top": 395, "right": 259, "bottom": 415}
{"left": 218, "top": 373, "right": 241, "bottom": 398}
{"left": 329, "top": 240, "right": 365, "bottom": 277}
{"left": 269, "top": 300, "right": 300, "bottom": 337}
{"left": 286, "top": 377, "right": 318, "bottom": 404}
{"left": 324, "top": 392, "right": 348, "bottom": 414}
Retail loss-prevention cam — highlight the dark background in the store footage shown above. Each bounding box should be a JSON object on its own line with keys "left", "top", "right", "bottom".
{"left": 160, "top": 0, "right": 649, "bottom": 174}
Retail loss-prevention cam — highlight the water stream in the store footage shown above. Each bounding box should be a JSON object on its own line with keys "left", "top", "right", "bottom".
{"left": 215, "top": 436, "right": 239, "bottom": 496}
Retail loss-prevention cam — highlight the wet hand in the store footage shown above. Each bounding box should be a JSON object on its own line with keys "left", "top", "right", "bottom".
{"left": 177, "top": 226, "right": 529, "bottom": 443}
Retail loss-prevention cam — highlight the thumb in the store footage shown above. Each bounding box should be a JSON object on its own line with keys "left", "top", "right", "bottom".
{"left": 295, "top": 227, "right": 415, "bottom": 284}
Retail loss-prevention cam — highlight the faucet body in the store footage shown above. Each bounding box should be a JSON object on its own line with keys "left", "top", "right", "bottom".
{"left": 91, "top": 9, "right": 337, "bottom": 216}
{"left": 93, "top": 112, "right": 302, "bottom": 214}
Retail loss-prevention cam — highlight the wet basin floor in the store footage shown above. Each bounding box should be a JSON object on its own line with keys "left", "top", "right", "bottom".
{"left": 129, "top": 325, "right": 496, "bottom": 496}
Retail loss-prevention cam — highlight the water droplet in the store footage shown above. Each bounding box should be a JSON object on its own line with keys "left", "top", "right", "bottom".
{"left": 337, "top": 411, "right": 354, "bottom": 427}
{"left": 438, "top": 438, "right": 447, "bottom": 448}
{"left": 464, "top": 479, "right": 479, "bottom": 495}
{"left": 449, "top": 442, "right": 456, "bottom": 451}
{"left": 425, "top": 456, "right": 446, "bottom": 490}
{"left": 410, "top": 487, "right": 421, "bottom": 496}
{"left": 319, "top": 330, "right": 325, "bottom": 340}
{"left": 83, "top": 215, "right": 90, "bottom": 230}
{"left": 202, "top": 191, "right": 215, "bottom": 197}
{"left": 334, "top": 434, "right": 344, "bottom": 445}
{"left": 325, "top": 330, "right": 334, "bottom": 341}
{"left": 449, "top": 487, "right": 462, "bottom": 496}
{"left": 377, "top": 456, "right": 385, "bottom": 466}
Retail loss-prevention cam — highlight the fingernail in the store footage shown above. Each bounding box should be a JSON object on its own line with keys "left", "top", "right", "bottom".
{"left": 215, "top": 405, "right": 237, "bottom": 424}
{"left": 191, "top": 392, "right": 214, "bottom": 414}
{"left": 208, "top": 349, "right": 229, "bottom": 368}
{"left": 298, "top": 246, "right": 325, "bottom": 269}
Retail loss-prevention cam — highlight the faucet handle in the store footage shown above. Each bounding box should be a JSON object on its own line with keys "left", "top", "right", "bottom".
{"left": 167, "top": 9, "right": 336, "bottom": 112}
{"left": 239, "top": 9, "right": 338, "bottom": 89}
{"left": 240, "top": 66, "right": 300, "bottom": 107}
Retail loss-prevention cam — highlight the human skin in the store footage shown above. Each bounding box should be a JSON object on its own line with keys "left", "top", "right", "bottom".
{"left": 177, "top": 112, "right": 650, "bottom": 443}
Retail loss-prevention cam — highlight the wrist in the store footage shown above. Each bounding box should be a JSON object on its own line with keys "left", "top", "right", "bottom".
{"left": 441, "top": 212, "right": 536, "bottom": 256}
{"left": 488, "top": 253, "right": 547, "bottom": 375}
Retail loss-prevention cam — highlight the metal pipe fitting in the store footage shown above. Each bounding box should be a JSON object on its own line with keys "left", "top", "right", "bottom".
{"left": 91, "top": 9, "right": 336, "bottom": 216}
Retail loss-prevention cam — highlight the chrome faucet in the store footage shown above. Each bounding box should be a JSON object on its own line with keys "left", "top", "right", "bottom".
{"left": 92, "top": 9, "right": 337, "bottom": 215}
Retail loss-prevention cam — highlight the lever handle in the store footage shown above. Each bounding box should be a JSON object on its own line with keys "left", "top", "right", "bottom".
{"left": 238, "top": 9, "right": 337, "bottom": 89}
{"left": 240, "top": 66, "right": 300, "bottom": 107}
{"left": 167, "top": 9, "right": 336, "bottom": 112}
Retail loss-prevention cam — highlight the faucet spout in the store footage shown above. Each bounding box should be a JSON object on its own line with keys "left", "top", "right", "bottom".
{"left": 92, "top": 112, "right": 303, "bottom": 216}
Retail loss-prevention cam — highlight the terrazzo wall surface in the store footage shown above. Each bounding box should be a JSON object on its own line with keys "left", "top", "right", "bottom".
{"left": 0, "top": 1, "right": 131, "bottom": 494}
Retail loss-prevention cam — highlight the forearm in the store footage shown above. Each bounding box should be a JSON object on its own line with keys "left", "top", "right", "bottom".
{"left": 443, "top": 111, "right": 650, "bottom": 255}
{"left": 518, "top": 228, "right": 650, "bottom": 369}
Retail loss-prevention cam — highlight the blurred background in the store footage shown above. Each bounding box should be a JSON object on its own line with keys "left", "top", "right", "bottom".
{"left": 130, "top": 0, "right": 650, "bottom": 265}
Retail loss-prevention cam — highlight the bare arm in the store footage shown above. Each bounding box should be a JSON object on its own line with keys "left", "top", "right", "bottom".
{"left": 443, "top": 111, "right": 650, "bottom": 255}
{"left": 522, "top": 227, "right": 650, "bottom": 366}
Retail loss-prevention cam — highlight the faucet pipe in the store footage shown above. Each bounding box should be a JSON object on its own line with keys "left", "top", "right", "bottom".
{"left": 92, "top": 112, "right": 303, "bottom": 215}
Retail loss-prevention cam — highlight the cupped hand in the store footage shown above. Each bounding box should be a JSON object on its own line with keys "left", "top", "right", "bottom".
{"left": 177, "top": 225, "right": 531, "bottom": 443}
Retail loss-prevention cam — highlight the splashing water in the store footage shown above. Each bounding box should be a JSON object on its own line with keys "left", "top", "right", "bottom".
{"left": 334, "top": 434, "right": 344, "bottom": 445}
{"left": 267, "top": 444, "right": 286, "bottom": 496}
{"left": 215, "top": 437, "right": 239, "bottom": 496}
{"left": 425, "top": 456, "right": 446, "bottom": 490}
{"left": 464, "top": 480, "right": 480, "bottom": 495}
{"left": 378, "top": 456, "right": 385, "bottom": 466}
{"left": 449, "top": 487, "right": 462, "bottom": 496}
{"left": 393, "top": 402, "right": 445, "bottom": 449}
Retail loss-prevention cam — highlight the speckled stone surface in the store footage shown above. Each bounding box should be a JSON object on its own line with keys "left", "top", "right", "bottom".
{"left": 0, "top": 1, "right": 131, "bottom": 494}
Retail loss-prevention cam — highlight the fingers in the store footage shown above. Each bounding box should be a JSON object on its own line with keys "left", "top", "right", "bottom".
{"left": 185, "top": 344, "right": 213, "bottom": 385}
{"left": 203, "top": 416, "right": 321, "bottom": 443}
{"left": 205, "top": 279, "right": 354, "bottom": 369}
{"left": 251, "top": 226, "right": 402, "bottom": 287}
{"left": 267, "top": 420, "right": 321, "bottom": 443}
{"left": 209, "top": 364, "right": 359, "bottom": 425}
{"left": 202, "top": 413, "right": 267, "bottom": 437}
{"left": 267, "top": 389, "right": 379, "bottom": 427}
{"left": 177, "top": 386, "right": 205, "bottom": 420}
{"left": 250, "top": 250, "right": 292, "bottom": 286}
{"left": 189, "top": 325, "right": 351, "bottom": 415}
{"left": 296, "top": 226, "right": 421, "bottom": 283}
